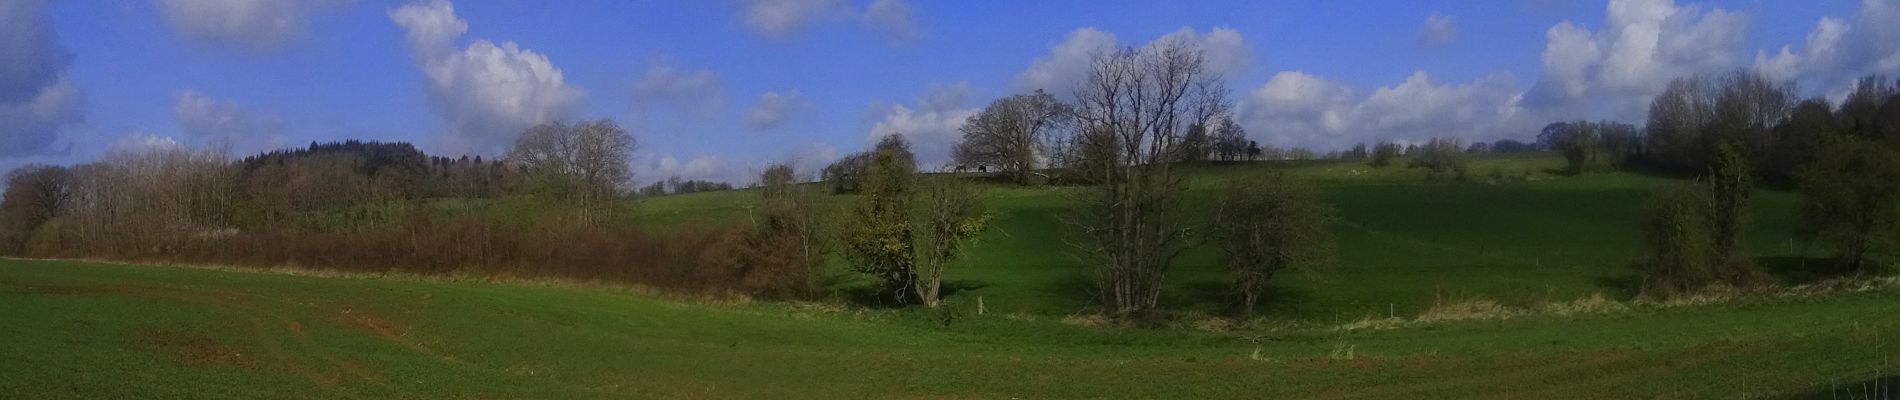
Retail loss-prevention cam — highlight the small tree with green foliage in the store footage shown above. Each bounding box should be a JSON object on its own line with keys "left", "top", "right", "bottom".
{"left": 839, "top": 135, "right": 919, "bottom": 303}
{"left": 1370, "top": 142, "right": 1401, "bottom": 167}
{"left": 1797, "top": 136, "right": 1900, "bottom": 273}
{"left": 1706, "top": 140, "right": 1756, "bottom": 274}
{"left": 1641, "top": 183, "right": 1718, "bottom": 297}
{"left": 1213, "top": 170, "right": 1336, "bottom": 317}
{"left": 1407, "top": 137, "right": 1468, "bottom": 180}
{"left": 1552, "top": 122, "right": 1601, "bottom": 174}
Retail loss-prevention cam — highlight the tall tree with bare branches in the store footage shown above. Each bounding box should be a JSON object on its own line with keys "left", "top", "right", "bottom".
{"left": 1065, "top": 38, "right": 1233, "bottom": 316}
{"left": 507, "top": 119, "right": 637, "bottom": 224}
{"left": 953, "top": 90, "right": 1073, "bottom": 185}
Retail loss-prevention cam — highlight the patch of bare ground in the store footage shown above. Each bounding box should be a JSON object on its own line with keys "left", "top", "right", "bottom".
{"left": 134, "top": 328, "right": 258, "bottom": 368}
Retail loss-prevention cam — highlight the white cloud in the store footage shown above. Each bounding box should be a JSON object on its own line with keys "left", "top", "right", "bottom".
{"left": 1523, "top": 0, "right": 1749, "bottom": 120}
{"left": 739, "top": 0, "right": 844, "bottom": 38}
{"left": 1151, "top": 27, "right": 1250, "bottom": 77}
{"left": 1013, "top": 26, "right": 1249, "bottom": 93}
{"left": 1240, "top": 71, "right": 1524, "bottom": 149}
{"left": 736, "top": 0, "right": 928, "bottom": 43}
{"left": 1753, "top": 0, "right": 1900, "bottom": 94}
{"left": 634, "top": 58, "right": 726, "bottom": 120}
{"left": 868, "top": 81, "right": 978, "bottom": 167}
{"left": 389, "top": 0, "right": 582, "bottom": 155}
{"left": 1014, "top": 28, "right": 1116, "bottom": 93}
{"left": 744, "top": 90, "right": 812, "bottom": 130}
{"left": 106, "top": 133, "right": 186, "bottom": 155}
{"left": 156, "top": 0, "right": 351, "bottom": 51}
{"left": 641, "top": 154, "right": 734, "bottom": 183}
{"left": 1244, "top": 71, "right": 1356, "bottom": 142}
{"left": 171, "top": 91, "right": 286, "bottom": 153}
{"left": 1419, "top": 12, "right": 1459, "bottom": 48}
{"left": 0, "top": 0, "right": 82, "bottom": 156}
{"left": 860, "top": 0, "right": 925, "bottom": 43}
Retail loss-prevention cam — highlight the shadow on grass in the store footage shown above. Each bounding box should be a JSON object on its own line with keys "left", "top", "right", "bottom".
{"left": 1591, "top": 264, "right": 1644, "bottom": 299}
{"left": 1778, "top": 375, "right": 1900, "bottom": 399}
{"left": 939, "top": 279, "right": 990, "bottom": 299}
{"left": 1037, "top": 273, "right": 1097, "bottom": 306}
{"left": 1759, "top": 256, "right": 1856, "bottom": 285}
{"left": 834, "top": 279, "right": 994, "bottom": 309}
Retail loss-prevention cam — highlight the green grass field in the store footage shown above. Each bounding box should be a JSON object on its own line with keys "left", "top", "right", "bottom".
{"left": 6, "top": 153, "right": 1898, "bottom": 398}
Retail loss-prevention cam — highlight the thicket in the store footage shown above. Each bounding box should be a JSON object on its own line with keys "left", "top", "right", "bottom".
{"left": 0, "top": 120, "right": 810, "bottom": 299}
{"left": 1636, "top": 73, "right": 1900, "bottom": 297}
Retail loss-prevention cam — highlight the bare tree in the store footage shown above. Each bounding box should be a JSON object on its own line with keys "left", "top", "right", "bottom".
{"left": 507, "top": 119, "right": 636, "bottom": 224}
{"left": 0, "top": 165, "right": 73, "bottom": 253}
{"left": 1065, "top": 37, "right": 1232, "bottom": 316}
{"left": 913, "top": 174, "right": 988, "bottom": 307}
{"left": 1213, "top": 170, "right": 1335, "bottom": 317}
{"left": 1209, "top": 117, "right": 1248, "bottom": 161}
{"left": 953, "top": 90, "right": 1073, "bottom": 184}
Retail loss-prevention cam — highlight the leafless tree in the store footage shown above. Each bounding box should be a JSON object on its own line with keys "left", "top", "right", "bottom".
{"left": 507, "top": 119, "right": 637, "bottom": 224}
{"left": 953, "top": 90, "right": 1073, "bottom": 184}
{"left": 0, "top": 165, "right": 73, "bottom": 253}
{"left": 1209, "top": 117, "right": 1248, "bottom": 161}
{"left": 913, "top": 174, "right": 987, "bottom": 307}
{"left": 1213, "top": 170, "right": 1335, "bottom": 317}
{"left": 1064, "top": 37, "right": 1232, "bottom": 316}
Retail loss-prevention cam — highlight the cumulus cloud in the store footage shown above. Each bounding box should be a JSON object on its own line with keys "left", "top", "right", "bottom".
{"left": 0, "top": 0, "right": 82, "bottom": 157}
{"left": 171, "top": 91, "right": 286, "bottom": 152}
{"left": 1013, "top": 26, "right": 1248, "bottom": 93}
{"left": 867, "top": 81, "right": 978, "bottom": 167}
{"left": 1753, "top": 0, "right": 1900, "bottom": 94}
{"left": 1419, "top": 12, "right": 1459, "bottom": 48}
{"left": 156, "top": 0, "right": 351, "bottom": 51}
{"left": 1240, "top": 71, "right": 1524, "bottom": 149}
{"left": 744, "top": 90, "right": 812, "bottom": 130}
{"left": 634, "top": 58, "right": 726, "bottom": 120}
{"left": 1013, "top": 28, "right": 1117, "bottom": 94}
{"left": 389, "top": 0, "right": 582, "bottom": 154}
{"left": 860, "top": 0, "right": 925, "bottom": 43}
{"left": 1523, "top": 0, "right": 1750, "bottom": 120}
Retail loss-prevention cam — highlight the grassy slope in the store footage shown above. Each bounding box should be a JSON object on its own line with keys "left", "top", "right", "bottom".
{"left": 4, "top": 259, "right": 1899, "bottom": 399}
{"left": 642, "top": 154, "right": 1823, "bottom": 321}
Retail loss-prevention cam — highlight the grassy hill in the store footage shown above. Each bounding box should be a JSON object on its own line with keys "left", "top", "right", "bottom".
{"left": 6, "top": 153, "right": 1895, "bottom": 398}
{"left": 644, "top": 154, "right": 1824, "bottom": 321}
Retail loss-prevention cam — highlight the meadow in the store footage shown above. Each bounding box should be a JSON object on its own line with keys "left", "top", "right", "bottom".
{"left": 5, "top": 153, "right": 1897, "bottom": 398}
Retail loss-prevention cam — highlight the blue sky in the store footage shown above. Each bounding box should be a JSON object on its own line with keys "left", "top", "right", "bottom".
{"left": 2, "top": 0, "right": 1894, "bottom": 184}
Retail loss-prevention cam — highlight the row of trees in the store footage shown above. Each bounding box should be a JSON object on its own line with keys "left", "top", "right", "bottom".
{"left": 1638, "top": 73, "right": 1900, "bottom": 297}
{"left": 825, "top": 38, "right": 1341, "bottom": 317}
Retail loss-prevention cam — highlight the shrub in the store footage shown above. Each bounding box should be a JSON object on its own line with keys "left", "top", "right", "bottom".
{"left": 1797, "top": 136, "right": 1900, "bottom": 273}
{"left": 1407, "top": 137, "right": 1468, "bottom": 180}
{"left": 1640, "top": 183, "right": 1719, "bottom": 298}
{"left": 838, "top": 135, "right": 920, "bottom": 303}
{"left": 735, "top": 164, "right": 827, "bottom": 299}
{"left": 1369, "top": 142, "right": 1401, "bottom": 167}
{"left": 1213, "top": 170, "right": 1336, "bottom": 317}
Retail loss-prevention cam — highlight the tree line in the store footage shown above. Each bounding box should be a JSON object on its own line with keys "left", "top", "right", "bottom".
{"left": 823, "top": 37, "right": 1338, "bottom": 317}
{"left": 1630, "top": 72, "right": 1900, "bottom": 298}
